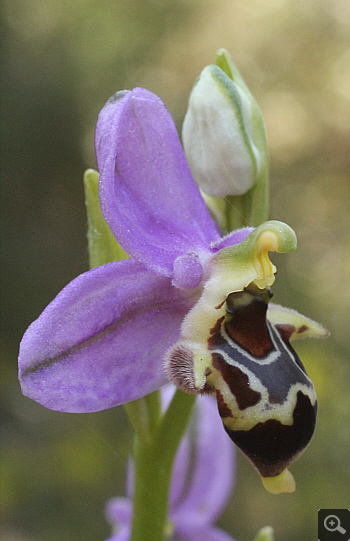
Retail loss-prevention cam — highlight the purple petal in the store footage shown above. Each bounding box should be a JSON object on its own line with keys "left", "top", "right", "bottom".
{"left": 210, "top": 227, "right": 254, "bottom": 252}
{"left": 161, "top": 383, "right": 177, "bottom": 411}
{"left": 169, "top": 435, "right": 191, "bottom": 509}
{"left": 19, "top": 260, "right": 194, "bottom": 413}
{"left": 172, "top": 396, "right": 235, "bottom": 524}
{"left": 175, "top": 521, "right": 236, "bottom": 541}
{"left": 125, "top": 459, "right": 134, "bottom": 500}
{"left": 96, "top": 88, "right": 220, "bottom": 277}
{"left": 161, "top": 385, "right": 194, "bottom": 508}
{"left": 104, "top": 525, "right": 130, "bottom": 541}
{"left": 105, "top": 498, "right": 132, "bottom": 526}
{"left": 172, "top": 253, "right": 204, "bottom": 289}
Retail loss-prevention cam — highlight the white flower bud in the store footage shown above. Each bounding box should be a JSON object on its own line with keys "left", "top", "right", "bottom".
{"left": 183, "top": 58, "right": 267, "bottom": 198}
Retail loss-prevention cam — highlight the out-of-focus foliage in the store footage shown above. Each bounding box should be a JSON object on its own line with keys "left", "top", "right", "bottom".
{"left": 1, "top": 1, "right": 349, "bottom": 540}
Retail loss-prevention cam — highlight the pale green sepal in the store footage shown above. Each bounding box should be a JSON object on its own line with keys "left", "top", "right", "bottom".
{"left": 83, "top": 169, "right": 129, "bottom": 268}
{"left": 253, "top": 526, "right": 275, "bottom": 541}
{"left": 267, "top": 304, "right": 329, "bottom": 341}
{"left": 215, "top": 48, "right": 253, "bottom": 102}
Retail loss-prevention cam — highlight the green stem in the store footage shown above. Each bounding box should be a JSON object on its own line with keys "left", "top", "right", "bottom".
{"left": 130, "top": 390, "right": 196, "bottom": 541}
{"left": 144, "top": 391, "right": 162, "bottom": 435}
{"left": 226, "top": 157, "right": 269, "bottom": 230}
{"left": 123, "top": 393, "right": 160, "bottom": 441}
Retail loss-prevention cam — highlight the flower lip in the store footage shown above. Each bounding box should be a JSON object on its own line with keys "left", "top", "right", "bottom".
{"left": 166, "top": 220, "right": 320, "bottom": 494}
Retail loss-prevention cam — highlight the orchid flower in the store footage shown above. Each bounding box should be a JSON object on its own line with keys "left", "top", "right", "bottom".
{"left": 105, "top": 390, "right": 236, "bottom": 541}
{"left": 18, "top": 86, "right": 327, "bottom": 494}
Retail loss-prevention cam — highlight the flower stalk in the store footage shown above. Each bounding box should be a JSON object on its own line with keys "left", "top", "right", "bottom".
{"left": 130, "top": 391, "right": 196, "bottom": 541}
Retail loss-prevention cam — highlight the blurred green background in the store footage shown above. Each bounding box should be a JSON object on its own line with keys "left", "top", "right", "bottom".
{"left": 1, "top": 0, "right": 349, "bottom": 540}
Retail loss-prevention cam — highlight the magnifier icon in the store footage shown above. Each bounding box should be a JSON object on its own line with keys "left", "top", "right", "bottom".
{"left": 324, "top": 515, "right": 346, "bottom": 534}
